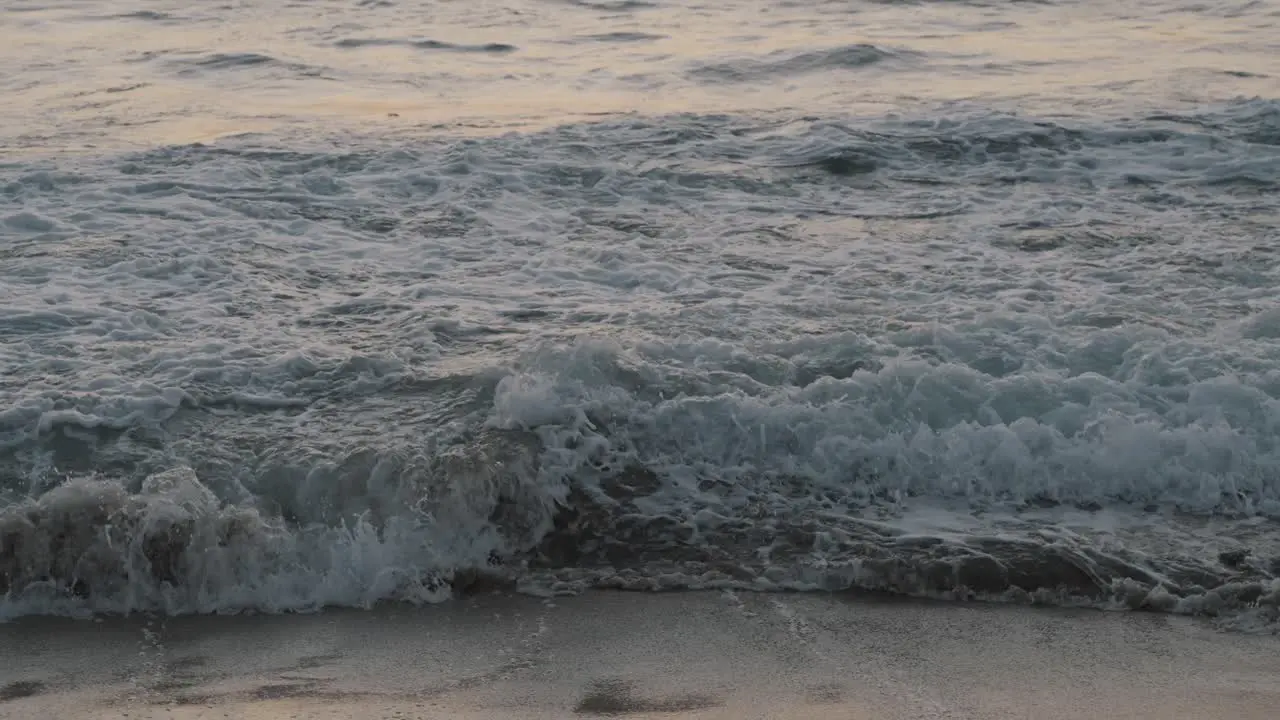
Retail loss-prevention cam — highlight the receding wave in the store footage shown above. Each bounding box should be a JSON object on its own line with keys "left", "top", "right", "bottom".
{"left": 188, "top": 53, "right": 277, "bottom": 69}
{"left": 335, "top": 38, "right": 518, "bottom": 53}
{"left": 160, "top": 52, "right": 333, "bottom": 79}
{"left": 114, "top": 10, "right": 178, "bottom": 22}
{"left": 557, "top": 0, "right": 659, "bottom": 11}
{"left": 569, "top": 32, "right": 667, "bottom": 44}
{"left": 689, "top": 44, "right": 904, "bottom": 83}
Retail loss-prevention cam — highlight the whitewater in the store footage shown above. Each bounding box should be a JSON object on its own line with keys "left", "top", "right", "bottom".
{"left": 1, "top": 0, "right": 1279, "bottom": 632}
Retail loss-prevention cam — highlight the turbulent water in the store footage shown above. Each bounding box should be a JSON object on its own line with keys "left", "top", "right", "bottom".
{"left": 2, "top": 0, "right": 1279, "bottom": 630}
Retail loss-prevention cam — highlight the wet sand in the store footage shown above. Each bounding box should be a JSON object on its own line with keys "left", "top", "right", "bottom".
{"left": 1, "top": 591, "right": 1277, "bottom": 719}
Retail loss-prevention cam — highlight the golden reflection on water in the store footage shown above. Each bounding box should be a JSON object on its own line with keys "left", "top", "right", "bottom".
{"left": 0, "top": 0, "right": 1275, "bottom": 152}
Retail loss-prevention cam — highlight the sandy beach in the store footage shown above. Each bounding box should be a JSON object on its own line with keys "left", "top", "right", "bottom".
{"left": 2, "top": 591, "right": 1277, "bottom": 719}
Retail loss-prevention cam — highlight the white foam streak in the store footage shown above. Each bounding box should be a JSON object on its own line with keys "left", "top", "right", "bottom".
{"left": 495, "top": 339, "right": 1280, "bottom": 516}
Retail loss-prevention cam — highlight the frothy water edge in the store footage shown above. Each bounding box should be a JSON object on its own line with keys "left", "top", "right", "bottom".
{"left": 2, "top": 426, "right": 1278, "bottom": 631}
{"left": 2, "top": 99, "right": 1279, "bottom": 631}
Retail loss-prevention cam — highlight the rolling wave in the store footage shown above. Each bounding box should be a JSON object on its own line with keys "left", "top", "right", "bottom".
{"left": 3, "top": 102, "right": 1279, "bottom": 628}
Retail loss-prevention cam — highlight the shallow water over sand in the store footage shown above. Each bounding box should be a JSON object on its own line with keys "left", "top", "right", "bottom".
{"left": 2, "top": 592, "right": 1280, "bottom": 718}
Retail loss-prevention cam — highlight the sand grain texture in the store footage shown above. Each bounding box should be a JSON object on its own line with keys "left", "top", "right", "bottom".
{"left": 1, "top": 591, "right": 1277, "bottom": 719}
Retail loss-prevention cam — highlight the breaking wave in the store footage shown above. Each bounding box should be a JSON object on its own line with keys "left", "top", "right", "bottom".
{"left": 3, "top": 101, "right": 1280, "bottom": 630}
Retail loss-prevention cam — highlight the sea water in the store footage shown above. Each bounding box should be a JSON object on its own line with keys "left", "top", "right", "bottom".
{"left": 1, "top": 0, "right": 1278, "bottom": 631}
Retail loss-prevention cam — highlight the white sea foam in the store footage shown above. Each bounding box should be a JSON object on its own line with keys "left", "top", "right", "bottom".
{"left": 2, "top": 0, "right": 1279, "bottom": 627}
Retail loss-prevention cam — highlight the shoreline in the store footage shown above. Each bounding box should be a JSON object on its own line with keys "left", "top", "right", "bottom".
{"left": 2, "top": 589, "right": 1277, "bottom": 719}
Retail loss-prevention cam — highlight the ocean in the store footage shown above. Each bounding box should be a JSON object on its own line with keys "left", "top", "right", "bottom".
{"left": 1, "top": 0, "right": 1278, "bottom": 633}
